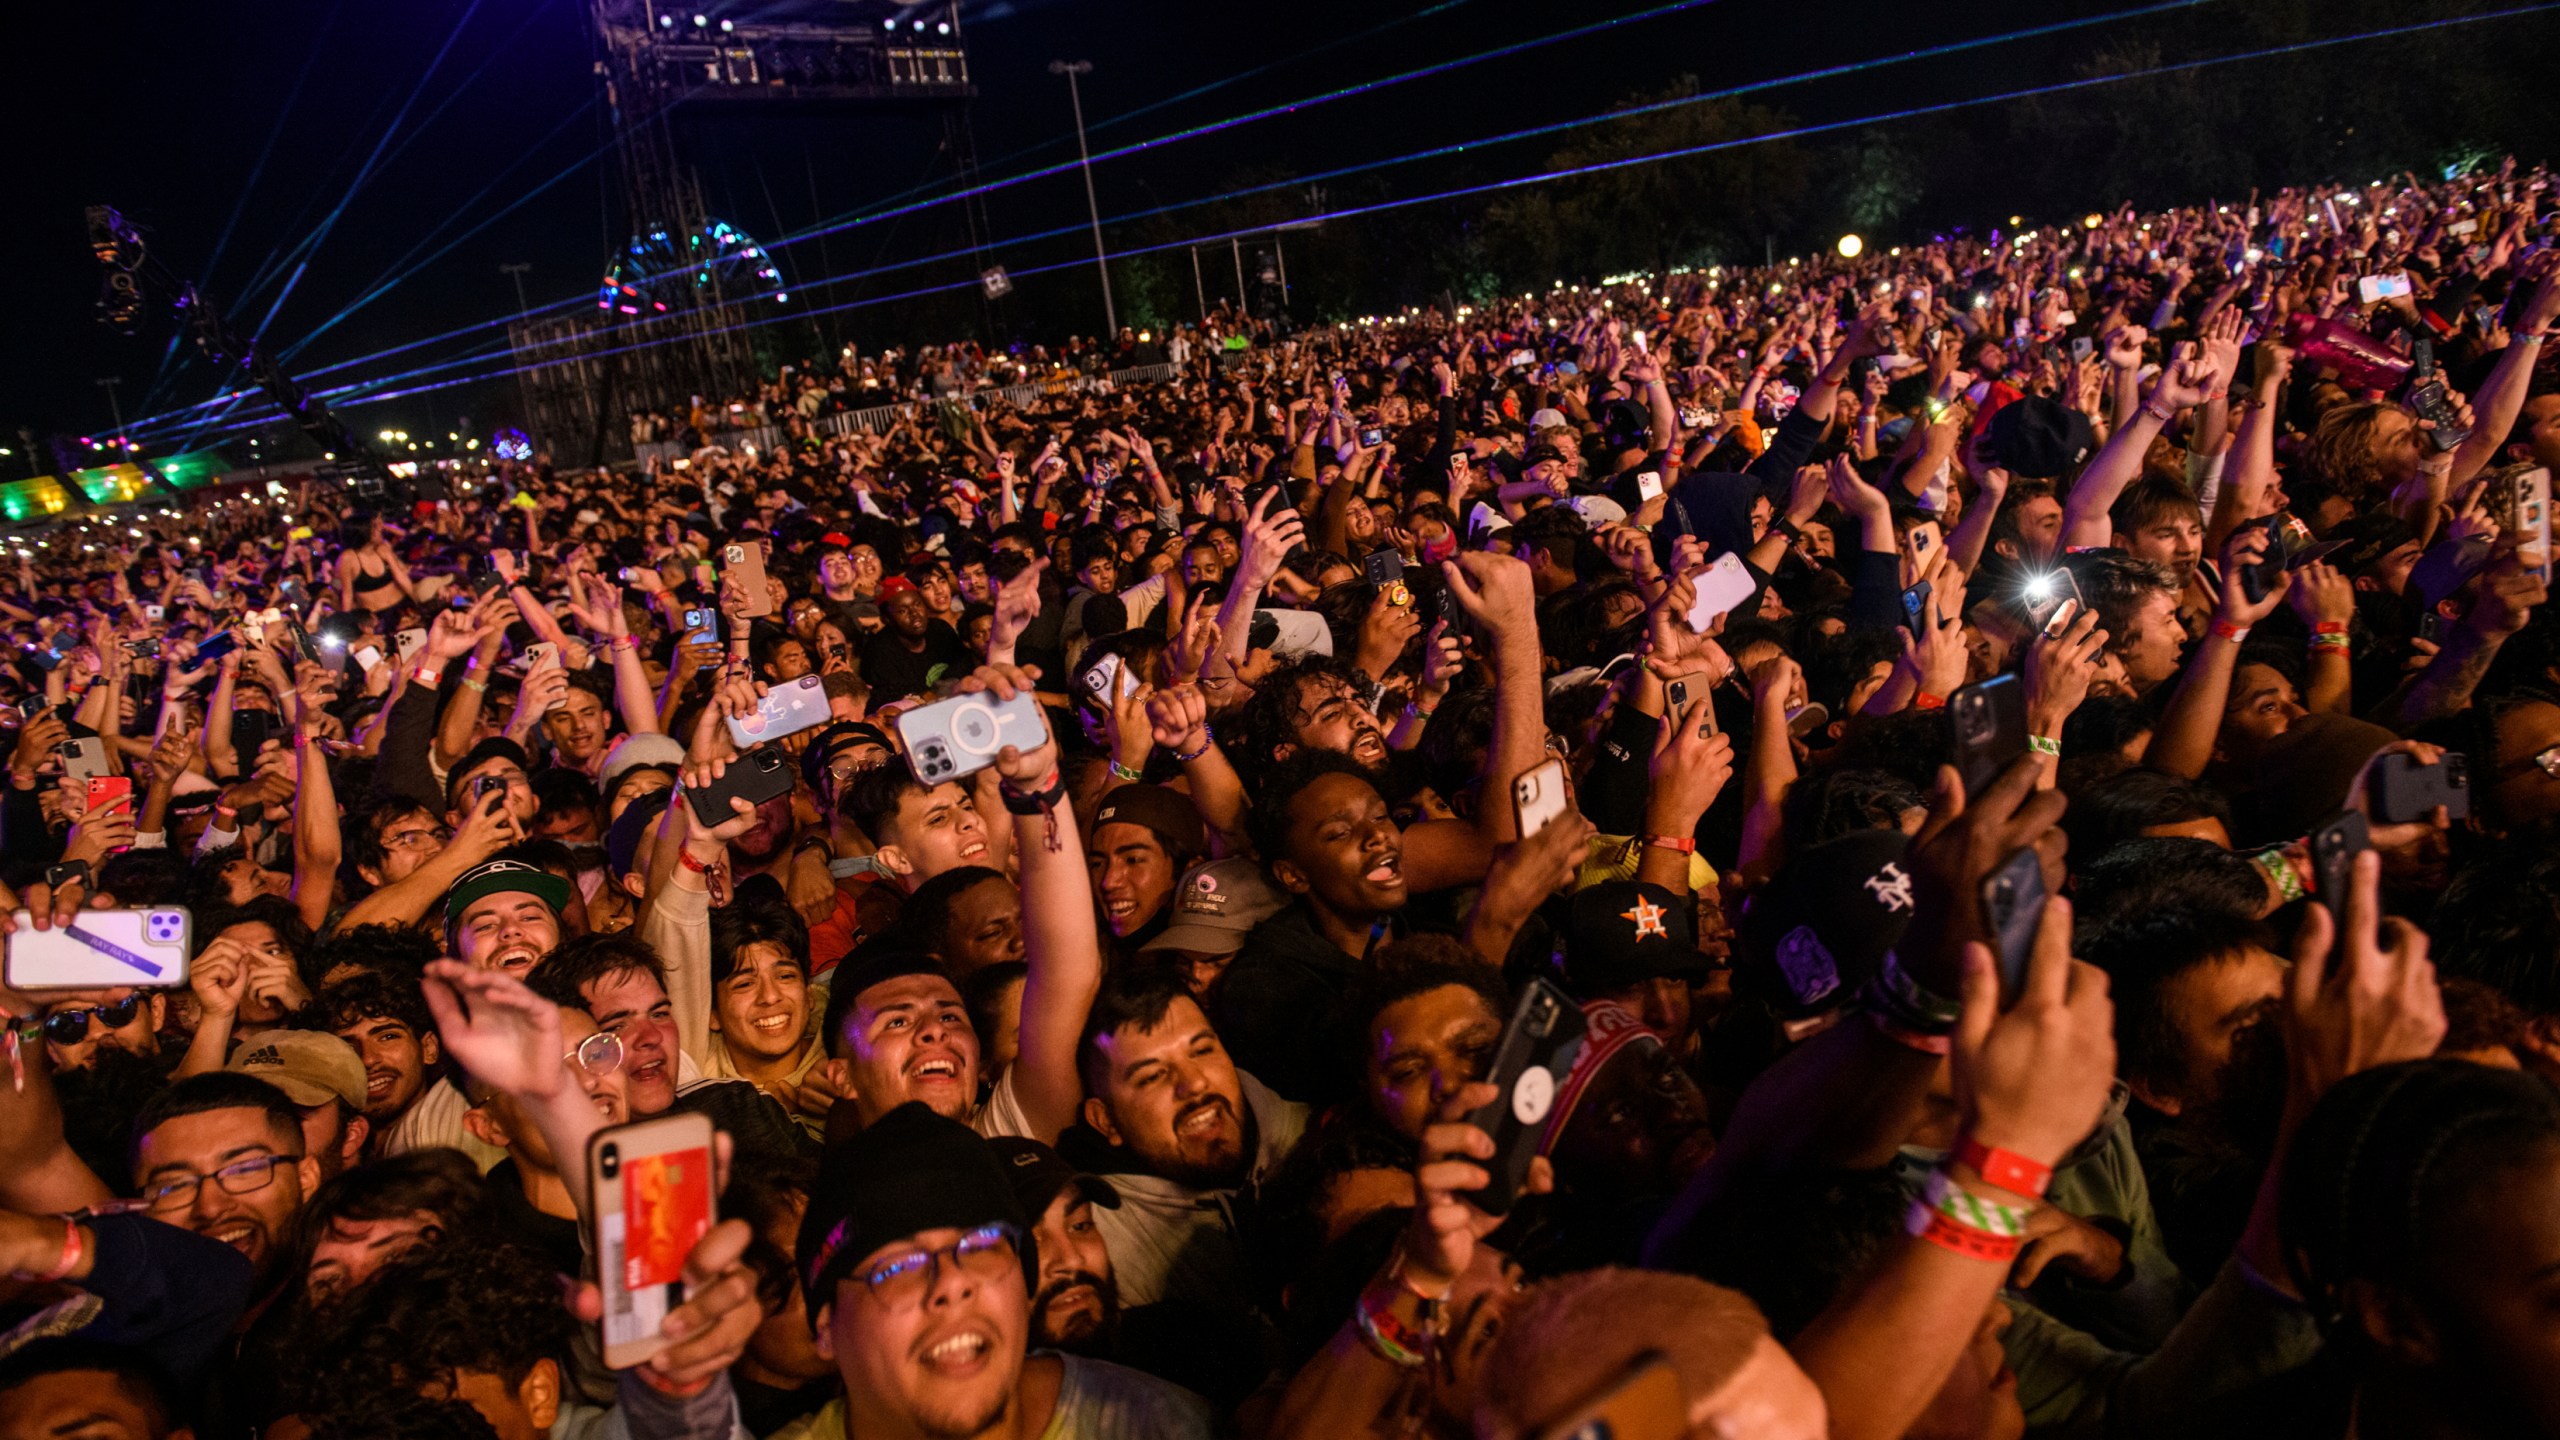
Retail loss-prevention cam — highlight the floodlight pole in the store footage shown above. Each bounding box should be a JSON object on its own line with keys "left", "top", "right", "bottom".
{"left": 1048, "top": 60, "right": 1114, "bottom": 337}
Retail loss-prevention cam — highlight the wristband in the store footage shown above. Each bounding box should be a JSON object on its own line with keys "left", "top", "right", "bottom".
{"left": 2252, "top": 846, "right": 2308, "bottom": 903}
{"left": 1912, "top": 691, "right": 1948, "bottom": 711}
{"left": 1401, "top": 699, "right": 1436, "bottom": 724}
{"left": 1173, "top": 725, "right": 1217, "bottom": 764}
{"left": 1952, "top": 1135, "right": 2055, "bottom": 1200}
{"left": 1353, "top": 1277, "right": 1435, "bottom": 1369}
{"left": 2311, "top": 620, "right": 2350, "bottom": 636}
{"left": 1908, "top": 1204, "right": 2023, "bottom": 1264}
{"left": 2028, "top": 733, "right": 2061, "bottom": 758}
{"left": 1869, "top": 1011, "right": 1953, "bottom": 1055}
{"left": 2143, "top": 399, "right": 2177, "bottom": 424}
{"left": 1922, "top": 1165, "right": 2036, "bottom": 1235}
{"left": 999, "top": 771, "right": 1066, "bottom": 816}
{"left": 461, "top": 676, "right": 489, "bottom": 694}
{"left": 677, "top": 847, "right": 719, "bottom": 875}
{"left": 2210, "top": 619, "right": 2250, "bottom": 643}
{"left": 1643, "top": 834, "right": 1696, "bottom": 854}
{"left": 13, "top": 1216, "right": 81, "bottom": 1284}
{"left": 413, "top": 664, "right": 443, "bottom": 688}
{"left": 2309, "top": 634, "right": 2351, "bottom": 654}
{"left": 1107, "top": 760, "right": 1145, "bottom": 783}
{"left": 1767, "top": 515, "right": 1802, "bottom": 543}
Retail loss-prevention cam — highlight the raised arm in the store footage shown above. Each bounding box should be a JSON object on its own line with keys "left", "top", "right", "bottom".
{"left": 289, "top": 667, "right": 345, "bottom": 932}
{"left": 974, "top": 662, "right": 1094, "bottom": 1145}
{"left": 2149, "top": 527, "right": 2290, "bottom": 778}
{"left": 1442, "top": 551, "right": 1544, "bottom": 844}
{"left": 2059, "top": 354, "right": 2217, "bottom": 553}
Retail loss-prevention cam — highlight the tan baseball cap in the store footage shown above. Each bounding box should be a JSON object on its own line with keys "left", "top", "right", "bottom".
{"left": 1141, "top": 858, "right": 1287, "bottom": 957}
{"left": 227, "top": 1030, "right": 367, "bottom": 1110}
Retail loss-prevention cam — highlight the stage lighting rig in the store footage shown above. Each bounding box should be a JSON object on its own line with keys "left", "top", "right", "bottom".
{"left": 82, "top": 205, "right": 413, "bottom": 501}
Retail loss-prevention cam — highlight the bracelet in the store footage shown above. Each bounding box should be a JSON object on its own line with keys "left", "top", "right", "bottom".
{"left": 2143, "top": 399, "right": 2177, "bottom": 424}
{"left": 2311, "top": 620, "right": 2350, "bottom": 637}
{"left": 676, "top": 847, "right": 718, "bottom": 874}
{"left": 2028, "top": 734, "right": 2061, "bottom": 758}
{"left": 1000, "top": 771, "right": 1067, "bottom": 816}
{"left": 1352, "top": 1277, "right": 1435, "bottom": 1369}
{"left": 1107, "top": 760, "right": 1145, "bottom": 783}
{"left": 1643, "top": 834, "right": 1696, "bottom": 854}
{"left": 1921, "top": 1166, "right": 2036, "bottom": 1236}
{"left": 413, "top": 665, "right": 443, "bottom": 687}
{"left": 1952, "top": 1136, "right": 2055, "bottom": 1200}
{"left": 2210, "top": 619, "right": 2251, "bottom": 643}
{"left": 611, "top": 635, "right": 637, "bottom": 652}
{"left": 461, "top": 676, "right": 489, "bottom": 694}
{"left": 1912, "top": 691, "right": 1948, "bottom": 711}
{"left": 1173, "top": 725, "right": 1217, "bottom": 764}
{"left": 1908, "top": 1203, "right": 2024, "bottom": 1264}
{"left": 2252, "top": 846, "right": 2308, "bottom": 903}
{"left": 13, "top": 1216, "right": 81, "bottom": 1283}
{"left": 2309, "top": 634, "right": 2351, "bottom": 654}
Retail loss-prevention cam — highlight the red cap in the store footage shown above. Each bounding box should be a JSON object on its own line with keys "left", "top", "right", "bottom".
{"left": 878, "top": 576, "right": 919, "bottom": 599}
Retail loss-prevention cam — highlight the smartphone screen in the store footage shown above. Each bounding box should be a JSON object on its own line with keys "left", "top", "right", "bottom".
{"left": 591, "top": 1114, "right": 717, "bottom": 1369}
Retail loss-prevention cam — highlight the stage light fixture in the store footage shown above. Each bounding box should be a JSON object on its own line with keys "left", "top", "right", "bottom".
{"left": 692, "top": 14, "right": 707, "bottom": 26}
{"left": 720, "top": 18, "right": 734, "bottom": 31}
{"left": 659, "top": 13, "right": 674, "bottom": 25}
{"left": 936, "top": 21, "right": 950, "bottom": 33}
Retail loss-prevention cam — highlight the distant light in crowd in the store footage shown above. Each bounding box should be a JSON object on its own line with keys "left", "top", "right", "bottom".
{"left": 1835, "top": 234, "right": 1863, "bottom": 258}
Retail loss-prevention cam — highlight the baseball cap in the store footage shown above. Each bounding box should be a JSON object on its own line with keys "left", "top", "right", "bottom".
{"left": 1253, "top": 608, "right": 1333, "bottom": 659}
{"left": 598, "top": 733, "right": 686, "bottom": 809}
{"left": 984, "top": 1135, "right": 1122, "bottom": 1217}
{"left": 1538, "top": 1000, "right": 1665, "bottom": 1157}
{"left": 1142, "top": 858, "right": 1288, "bottom": 956}
{"left": 1560, "top": 881, "right": 1705, "bottom": 997}
{"left": 1523, "top": 444, "right": 1570, "bottom": 470}
{"left": 796, "top": 1101, "right": 1029, "bottom": 1307}
{"left": 1733, "top": 829, "right": 1916, "bottom": 1021}
{"left": 227, "top": 1030, "right": 367, "bottom": 1110}
{"left": 802, "top": 721, "right": 894, "bottom": 790}
{"left": 605, "top": 789, "right": 673, "bottom": 882}
{"left": 1527, "top": 407, "right": 1569, "bottom": 431}
{"left": 1091, "top": 784, "right": 1206, "bottom": 860}
{"left": 445, "top": 858, "right": 572, "bottom": 923}
{"left": 1986, "top": 395, "right": 2095, "bottom": 480}
{"left": 878, "top": 575, "right": 919, "bottom": 600}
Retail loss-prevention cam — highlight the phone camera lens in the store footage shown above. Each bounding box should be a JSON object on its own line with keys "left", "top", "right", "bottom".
{"left": 599, "top": 1143, "right": 620, "bottom": 1178}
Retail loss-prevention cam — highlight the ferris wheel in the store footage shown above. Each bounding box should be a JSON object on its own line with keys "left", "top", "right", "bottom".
{"left": 596, "top": 219, "right": 789, "bottom": 317}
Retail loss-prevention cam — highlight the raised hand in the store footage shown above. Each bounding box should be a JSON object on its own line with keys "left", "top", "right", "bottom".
{"left": 420, "top": 960, "right": 570, "bottom": 1100}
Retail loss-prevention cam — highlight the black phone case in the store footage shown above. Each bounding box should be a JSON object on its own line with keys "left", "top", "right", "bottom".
{"left": 1980, "top": 848, "right": 2045, "bottom": 996}
{"left": 2372, "top": 752, "right": 2470, "bottom": 824}
{"left": 1899, "top": 579, "right": 1932, "bottom": 632}
{"left": 1461, "top": 978, "right": 1589, "bottom": 1217}
{"left": 1951, "top": 674, "right": 2028, "bottom": 799}
{"left": 2311, "top": 809, "right": 2371, "bottom": 920}
{"left": 687, "top": 747, "right": 795, "bottom": 826}
{"left": 1363, "top": 550, "right": 1406, "bottom": 587}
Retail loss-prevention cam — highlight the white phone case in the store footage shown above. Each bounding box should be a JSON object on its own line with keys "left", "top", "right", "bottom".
{"left": 1685, "top": 554, "right": 1757, "bottom": 630}
{"left": 4, "top": 908, "right": 193, "bottom": 990}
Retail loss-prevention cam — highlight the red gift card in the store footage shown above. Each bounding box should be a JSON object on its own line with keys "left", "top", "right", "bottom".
{"left": 622, "top": 1147, "right": 711, "bottom": 1292}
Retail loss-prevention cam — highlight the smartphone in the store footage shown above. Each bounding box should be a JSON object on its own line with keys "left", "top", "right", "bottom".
{"left": 1358, "top": 426, "right": 1385, "bottom": 448}
{"left": 123, "top": 639, "right": 162, "bottom": 660}
{"left": 1898, "top": 579, "right": 1933, "bottom": 633}
{"left": 2070, "top": 336, "right": 2095, "bottom": 362}
{"left": 1528, "top": 1350, "right": 1686, "bottom": 1440}
{"left": 56, "top": 738, "right": 110, "bottom": 787}
{"left": 1081, "top": 652, "right": 1127, "bottom": 706}
{"left": 2358, "top": 273, "right": 2415, "bottom": 303}
{"left": 2447, "top": 218, "right": 2481, "bottom": 237}
{"left": 2310, "top": 809, "right": 2371, "bottom": 920}
{"left": 589, "top": 1112, "right": 717, "bottom": 1370}
{"left": 1460, "top": 978, "right": 1589, "bottom": 1217}
{"left": 685, "top": 745, "right": 796, "bottom": 826}
{"left": 725, "top": 675, "right": 830, "bottom": 748}
{"left": 1684, "top": 553, "right": 1757, "bottom": 631}
{"left": 2372, "top": 752, "right": 2471, "bottom": 825}
{"left": 470, "top": 773, "right": 508, "bottom": 805}
{"left": 1511, "top": 757, "right": 1571, "bottom": 837}
{"left": 84, "top": 776, "right": 133, "bottom": 826}
{"left": 2513, "top": 467, "right": 2551, "bottom": 583}
{"left": 143, "top": 604, "right": 164, "bottom": 623}
{"left": 722, "top": 542, "right": 773, "bottom": 618}
{"left": 1950, "top": 673, "right": 2029, "bottom": 799}
{"left": 519, "top": 641, "right": 560, "bottom": 674}
{"left": 1635, "top": 470, "right": 1663, "bottom": 503}
{"left": 1979, "top": 847, "right": 2046, "bottom": 997}
{"left": 896, "top": 687, "right": 1050, "bottom": 787}
{"left": 681, "top": 607, "right": 720, "bottom": 648}
{"left": 351, "top": 645, "right": 384, "bottom": 674}
{"left": 1903, "top": 519, "right": 1943, "bottom": 570}
{"left": 3, "top": 907, "right": 192, "bottom": 989}
{"left": 394, "top": 628, "right": 428, "bottom": 663}
{"left": 1362, "top": 549, "right": 1406, "bottom": 589}
{"left": 233, "top": 710, "right": 273, "bottom": 758}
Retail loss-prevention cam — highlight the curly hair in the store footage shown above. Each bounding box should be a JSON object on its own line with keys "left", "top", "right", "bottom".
{"left": 282, "top": 1238, "right": 578, "bottom": 1412}
{"left": 2302, "top": 399, "right": 2403, "bottom": 502}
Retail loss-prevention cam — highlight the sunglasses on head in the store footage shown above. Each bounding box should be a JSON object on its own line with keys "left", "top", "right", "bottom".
{"left": 43, "top": 996, "right": 144, "bottom": 1045}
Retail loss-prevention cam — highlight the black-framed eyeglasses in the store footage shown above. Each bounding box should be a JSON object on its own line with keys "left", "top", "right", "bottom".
{"left": 141, "top": 1152, "right": 298, "bottom": 1213}
{"left": 43, "top": 996, "right": 144, "bottom": 1046}
{"left": 852, "top": 1223, "right": 1021, "bottom": 1309}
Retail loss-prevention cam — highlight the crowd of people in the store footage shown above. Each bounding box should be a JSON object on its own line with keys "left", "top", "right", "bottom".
{"left": 0, "top": 155, "right": 2557, "bottom": 1440}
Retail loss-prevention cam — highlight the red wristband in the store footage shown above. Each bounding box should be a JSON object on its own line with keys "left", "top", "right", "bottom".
{"left": 2209, "top": 619, "right": 2250, "bottom": 643}
{"left": 1953, "top": 1134, "right": 2054, "bottom": 1198}
{"left": 1643, "top": 834, "right": 1696, "bottom": 854}
{"left": 413, "top": 664, "right": 444, "bottom": 687}
{"left": 1912, "top": 691, "right": 1948, "bottom": 711}
{"left": 2311, "top": 620, "right": 2350, "bottom": 637}
{"left": 1910, "top": 1207, "right": 2023, "bottom": 1264}
{"left": 677, "top": 847, "right": 718, "bottom": 874}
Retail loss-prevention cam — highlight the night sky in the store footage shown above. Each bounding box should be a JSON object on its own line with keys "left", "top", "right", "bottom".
{"left": 5, "top": 0, "right": 2548, "bottom": 462}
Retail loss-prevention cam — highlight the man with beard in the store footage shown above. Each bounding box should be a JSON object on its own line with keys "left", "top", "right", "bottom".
{"left": 315, "top": 971, "right": 499, "bottom": 1169}
{"left": 225, "top": 1028, "right": 372, "bottom": 1179}
{"left": 988, "top": 1137, "right": 1124, "bottom": 1353}
{"left": 792, "top": 1103, "right": 1211, "bottom": 1440}
{"left": 1074, "top": 962, "right": 1308, "bottom": 1310}
{"left": 131, "top": 1072, "right": 324, "bottom": 1287}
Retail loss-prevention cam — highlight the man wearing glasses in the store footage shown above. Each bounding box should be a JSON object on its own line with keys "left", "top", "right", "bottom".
{"left": 129, "top": 1071, "right": 322, "bottom": 1283}
{"left": 792, "top": 1103, "right": 1211, "bottom": 1440}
